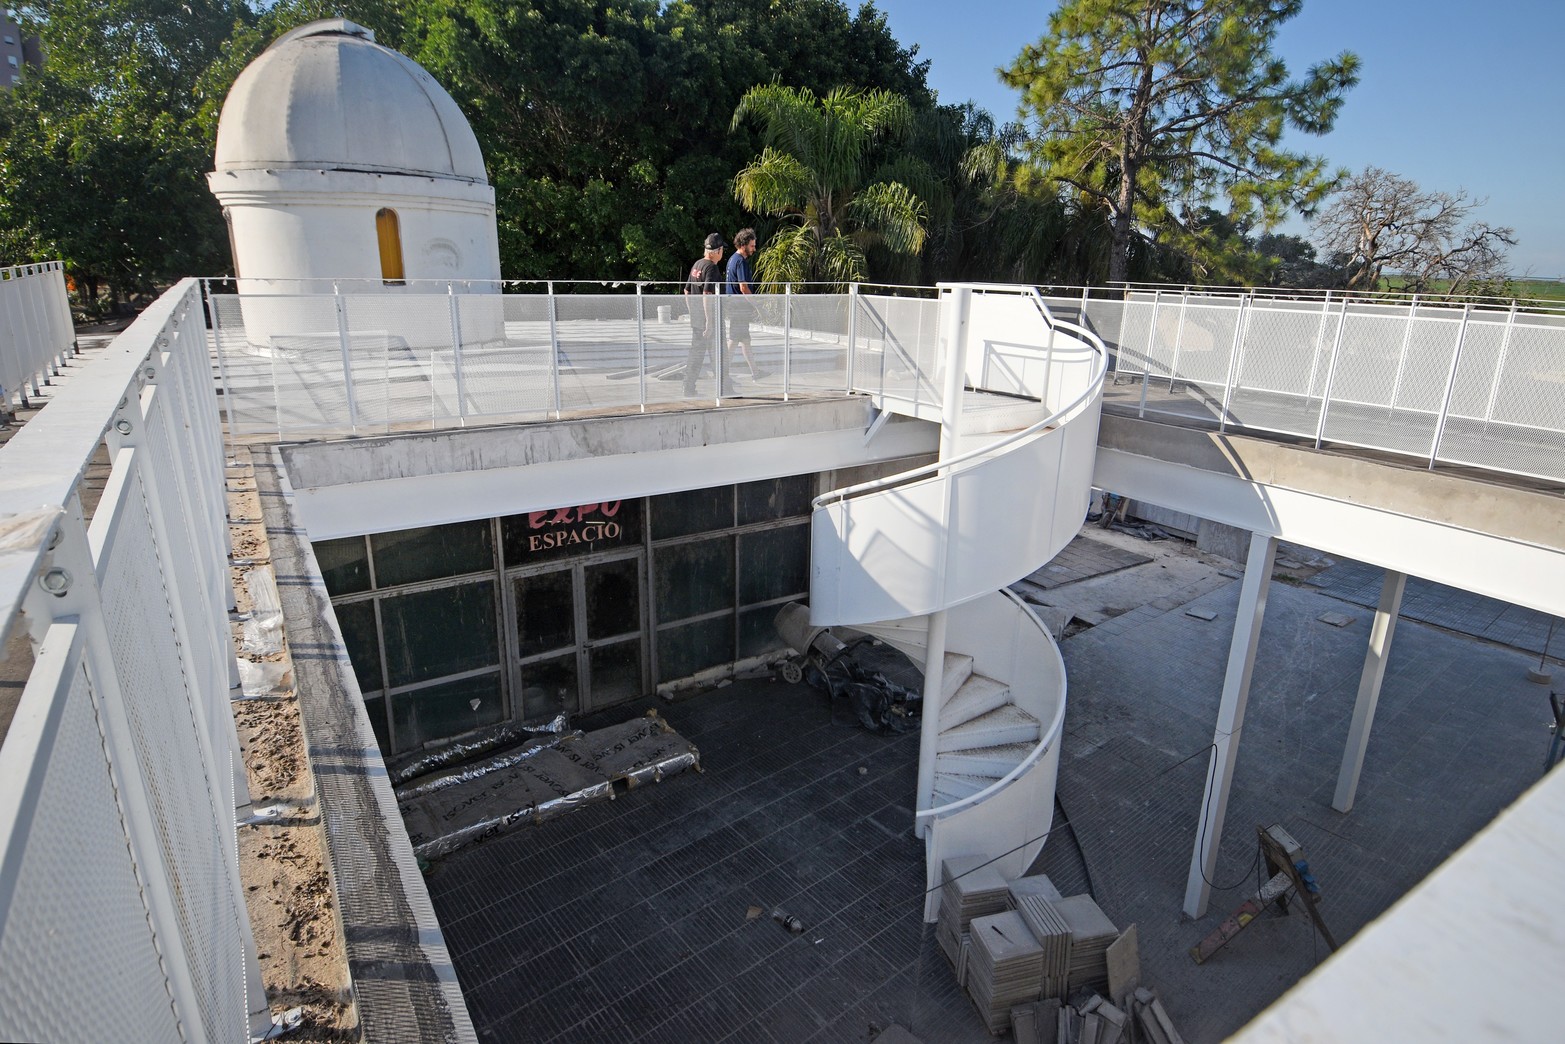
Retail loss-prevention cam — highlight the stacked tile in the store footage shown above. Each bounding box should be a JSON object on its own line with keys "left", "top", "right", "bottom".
{"left": 1006, "top": 873, "right": 1064, "bottom": 907}
{"left": 1014, "top": 893, "right": 1073, "bottom": 1000}
{"left": 966, "top": 911, "right": 1045, "bottom": 1035}
{"left": 937, "top": 856, "right": 1010, "bottom": 976}
{"left": 1055, "top": 894, "right": 1118, "bottom": 994}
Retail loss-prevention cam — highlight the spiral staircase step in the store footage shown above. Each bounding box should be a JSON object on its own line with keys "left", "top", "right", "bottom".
{"left": 937, "top": 674, "right": 1012, "bottom": 730}
{"left": 937, "top": 703, "right": 1041, "bottom": 752}
{"left": 935, "top": 741, "right": 1036, "bottom": 778}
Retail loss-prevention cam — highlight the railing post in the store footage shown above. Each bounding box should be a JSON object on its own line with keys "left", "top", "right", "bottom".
{"left": 447, "top": 283, "right": 468, "bottom": 424}
{"left": 1167, "top": 289, "right": 1189, "bottom": 391}
{"left": 783, "top": 283, "right": 793, "bottom": 401}
{"left": 1305, "top": 290, "right": 1333, "bottom": 402}
{"left": 1137, "top": 290, "right": 1161, "bottom": 417}
{"left": 1315, "top": 296, "right": 1351, "bottom": 448}
{"left": 847, "top": 282, "right": 859, "bottom": 395}
{"left": 333, "top": 281, "right": 360, "bottom": 433}
{"left": 1388, "top": 294, "right": 1419, "bottom": 413}
{"left": 1429, "top": 303, "right": 1472, "bottom": 469}
{"left": 711, "top": 292, "right": 725, "bottom": 404}
{"left": 635, "top": 282, "right": 647, "bottom": 413}
{"left": 1218, "top": 293, "right": 1251, "bottom": 432}
{"left": 547, "top": 280, "right": 562, "bottom": 419}
{"left": 1482, "top": 300, "right": 1518, "bottom": 427}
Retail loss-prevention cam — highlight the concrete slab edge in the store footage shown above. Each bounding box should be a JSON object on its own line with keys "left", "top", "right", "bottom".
{"left": 256, "top": 447, "right": 478, "bottom": 1044}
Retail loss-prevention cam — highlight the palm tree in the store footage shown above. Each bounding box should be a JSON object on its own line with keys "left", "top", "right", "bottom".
{"left": 730, "top": 84, "right": 928, "bottom": 288}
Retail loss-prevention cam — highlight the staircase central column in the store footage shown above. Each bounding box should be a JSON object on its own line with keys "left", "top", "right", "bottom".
{"left": 915, "top": 286, "right": 973, "bottom": 838}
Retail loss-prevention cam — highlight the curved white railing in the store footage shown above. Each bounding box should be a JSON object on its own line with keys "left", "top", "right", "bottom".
{"left": 857, "top": 589, "right": 1066, "bottom": 919}
{"left": 809, "top": 291, "right": 1108, "bottom": 626}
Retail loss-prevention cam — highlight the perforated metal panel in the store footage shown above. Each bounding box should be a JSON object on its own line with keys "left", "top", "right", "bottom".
{"left": 0, "top": 651, "right": 184, "bottom": 1043}
{"left": 857, "top": 294, "right": 941, "bottom": 408}
{"left": 98, "top": 465, "right": 249, "bottom": 1043}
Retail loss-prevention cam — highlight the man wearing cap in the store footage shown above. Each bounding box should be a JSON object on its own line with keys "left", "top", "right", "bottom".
{"left": 684, "top": 233, "right": 733, "bottom": 397}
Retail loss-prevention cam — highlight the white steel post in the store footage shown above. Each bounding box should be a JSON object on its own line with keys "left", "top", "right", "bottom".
{"left": 1388, "top": 295, "right": 1419, "bottom": 413}
{"left": 1304, "top": 290, "right": 1333, "bottom": 402}
{"left": 847, "top": 283, "right": 859, "bottom": 394}
{"left": 1218, "top": 294, "right": 1252, "bottom": 433}
{"left": 783, "top": 284, "right": 793, "bottom": 401}
{"left": 1184, "top": 531, "right": 1278, "bottom": 919}
{"left": 1482, "top": 300, "right": 1518, "bottom": 428}
{"left": 1429, "top": 303, "right": 1472, "bottom": 469}
{"left": 1167, "top": 290, "right": 1189, "bottom": 391}
{"left": 447, "top": 283, "right": 468, "bottom": 424}
{"left": 332, "top": 282, "right": 360, "bottom": 433}
{"left": 1333, "top": 569, "right": 1407, "bottom": 813}
{"left": 547, "top": 281, "right": 562, "bottom": 418}
{"left": 915, "top": 285, "right": 972, "bottom": 839}
{"left": 1314, "top": 296, "right": 1351, "bottom": 449}
{"left": 635, "top": 283, "right": 647, "bottom": 412}
{"left": 1138, "top": 291, "right": 1161, "bottom": 417}
{"left": 715, "top": 292, "right": 726, "bottom": 404}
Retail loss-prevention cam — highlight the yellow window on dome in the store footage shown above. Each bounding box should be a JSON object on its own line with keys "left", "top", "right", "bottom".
{"left": 376, "top": 208, "right": 405, "bottom": 284}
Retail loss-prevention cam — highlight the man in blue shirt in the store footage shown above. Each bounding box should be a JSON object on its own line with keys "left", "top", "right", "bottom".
{"left": 725, "top": 228, "right": 768, "bottom": 380}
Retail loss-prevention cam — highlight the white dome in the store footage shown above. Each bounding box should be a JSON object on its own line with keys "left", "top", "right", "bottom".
{"left": 214, "top": 20, "right": 487, "bottom": 184}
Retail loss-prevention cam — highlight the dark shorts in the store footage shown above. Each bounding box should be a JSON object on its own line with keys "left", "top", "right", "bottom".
{"left": 728, "top": 316, "right": 751, "bottom": 342}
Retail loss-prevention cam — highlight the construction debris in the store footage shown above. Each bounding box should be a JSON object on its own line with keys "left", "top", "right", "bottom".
{"left": 397, "top": 712, "right": 699, "bottom": 860}
{"left": 938, "top": 865, "right": 1152, "bottom": 1038}
{"left": 773, "top": 602, "right": 923, "bottom": 733}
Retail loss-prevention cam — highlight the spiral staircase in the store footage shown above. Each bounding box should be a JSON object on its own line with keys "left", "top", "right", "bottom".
{"left": 810, "top": 284, "right": 1107, "bottom": 919}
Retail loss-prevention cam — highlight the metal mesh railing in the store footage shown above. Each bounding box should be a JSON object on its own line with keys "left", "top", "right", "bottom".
{"left": 1096, "top": 287, "right": 1565, "bottom": 483}
{"left": 0, "top": 261, "right": 76, "bottom": 413}
{"left": 211, "top": 287, "right": 868, "bottom": 438}
{"left": 0, "top": 281, "right": 266, "bottom": 1042}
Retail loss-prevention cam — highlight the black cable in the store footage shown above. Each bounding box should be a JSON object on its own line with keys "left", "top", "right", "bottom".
{"left": 1054, "top": 793, "right": 1096, "bottom": 900}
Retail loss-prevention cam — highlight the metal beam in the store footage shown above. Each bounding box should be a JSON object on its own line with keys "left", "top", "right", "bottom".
{"left": 1184, "top": 531, "right": 1278, "bottom": 919}
{"left": 1333, "top": 569, "right": 1407, "bottom": 813}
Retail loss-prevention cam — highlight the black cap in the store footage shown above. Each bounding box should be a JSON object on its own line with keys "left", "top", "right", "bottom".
{"left": 704, "top": 233, "right": 726, "bottom": 250}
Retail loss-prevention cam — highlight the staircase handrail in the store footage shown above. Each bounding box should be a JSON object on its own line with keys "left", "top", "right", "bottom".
{"left": 913, "top": 588, "right": 1065, "bottom": 824}
{"left": 814, "top": 298, "right": 1107, "bottom": 513}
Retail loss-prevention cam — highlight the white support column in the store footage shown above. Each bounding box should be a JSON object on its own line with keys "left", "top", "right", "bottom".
{"left": 915, "top": 285, "right": 973, "bottom": 839}
{"left": 1184, "top": 531, "right": 1278, "bottom": 919}
{"left": 1333, "top": 569, "right": 1407, "bottom": 813}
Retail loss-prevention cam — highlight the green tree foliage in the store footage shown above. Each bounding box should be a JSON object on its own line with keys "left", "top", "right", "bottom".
{"left": 1002, "top": 0, "right": 1359, "bottom": 285}
{"left": 376, "top": 0, "right": 935, "bottom": 281}
{"left": 0, "top": 0, "right": 260, "bottom": 304}
{"left": 730, "top": 84, "right": 928, "bottom": 287}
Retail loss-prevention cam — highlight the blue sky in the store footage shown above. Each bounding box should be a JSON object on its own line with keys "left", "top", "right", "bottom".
{"left": 872, "top": 0, "right": 1565, "bottom": 276}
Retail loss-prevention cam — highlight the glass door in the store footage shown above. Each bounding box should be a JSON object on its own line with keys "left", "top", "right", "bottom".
{"left": 508, "top": 550, "right": 647, "bottom": 720}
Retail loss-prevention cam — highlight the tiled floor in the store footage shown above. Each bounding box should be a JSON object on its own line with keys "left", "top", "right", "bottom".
{"left": 425, "top": 565, "right": 1555, "bottom": 1043}
{"left": 1306, "top": 556, "right": 1559, "bottom": 658}
{"left": 425, "top": 681, "right": 1005, "bottom": 1043}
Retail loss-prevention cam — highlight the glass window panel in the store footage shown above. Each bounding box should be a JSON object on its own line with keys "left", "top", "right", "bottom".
{"left": 315, "top": 537, "right": 371, "bottom": 596}
{"left": 738, "top": 474, "right": 816, "bottom": 525}
{"left": 739, "top": 605, "right": 789, "bottom": 659}
{"left": 653, "top": 536, "right": 733, "bottom": 621}
{"left": 501, "top": 499, "right": 643, "bottom": 567}
{"left": 585, "top": 558, "right": 640, "bottom": 639}
{"left": 390, "top": 672, "right": 503, "bottom": 753}
{"left": 650, "top": 486, "right": 733, "bottom": 540}
{"left": 515, "top": 569, "right": 576, "bottom": 657}
{"left": 738, "top": 524, "right": 809, "bottom": 605}
{"left": 364, "top": 694, "right": 392, "bottom": 755}
{"left": 589, "top": 640, "right": 643, "bottom": 707}
{"left": 657, "top": 616, "right": 734, "bottom": 683}
{"left": 370, "top": 520, "right": 493, "bottom": 588}
{"left": 520, "top": 653, "right": 577, "bottom": 721}
{"left": 332, "top": 599, "right": 383, "bottom": 694}
{"left": 380, "top": 580, "right": 498, "bottom": 688}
